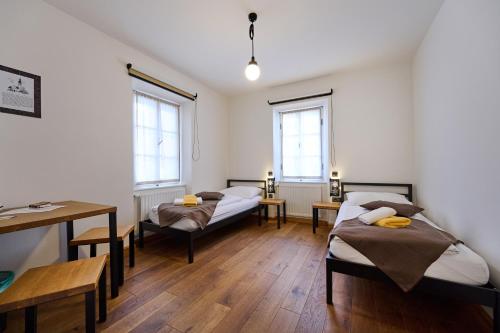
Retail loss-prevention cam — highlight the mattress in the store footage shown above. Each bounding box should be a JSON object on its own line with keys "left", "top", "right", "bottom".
{"left": 329, "top": 201, "right": 490, "bottom": 286}
{"left": 149, "top": 194, "right": 262, "bottom": 232}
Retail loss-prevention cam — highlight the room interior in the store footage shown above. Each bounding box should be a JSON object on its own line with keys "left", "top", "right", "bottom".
{"left": 0, "top": 0, "right": 499, "bottom": 332}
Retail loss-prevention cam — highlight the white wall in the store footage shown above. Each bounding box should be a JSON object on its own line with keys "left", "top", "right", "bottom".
{"left": 228, "top": 62, "right": 414, "bottom": 183}
{"left": 0, "top": 0, "right": 228, "bottom": 275}
{"left": 413, "top": 0, "right": 500, "bottom": 283}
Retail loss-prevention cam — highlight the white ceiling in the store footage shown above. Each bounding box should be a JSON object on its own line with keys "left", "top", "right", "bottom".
{"left": 44, "top": 0, "right": 443, "bottom": 95}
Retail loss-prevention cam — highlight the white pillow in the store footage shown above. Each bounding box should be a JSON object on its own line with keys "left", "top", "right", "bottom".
{"left": 346, "top": 191, "right": 411, "bottom": 205}
{"left": 358, "top": 207, "right": 397, "bottom": 225}
{"left": 220, "top": 186, "right": 262, "bottom": 199}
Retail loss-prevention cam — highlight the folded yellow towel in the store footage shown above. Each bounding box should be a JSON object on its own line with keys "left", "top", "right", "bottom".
{"left": 374, "top": 216, "right": 411, "bottom": 228}
{"left": 183, "top": 195, "right": 198, "bottom": 207}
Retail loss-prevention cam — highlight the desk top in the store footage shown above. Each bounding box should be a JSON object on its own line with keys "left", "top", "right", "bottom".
{"left": 259, "top": 198, "right": 285, "bottom": 205}
{"left": 0, "top": 255, "right": 106, "bottom": 312}
{"left": 0, "top": 201, "right": 116, "bottom": 234}
{"left": 312, "top": 201, "right": 341, "bottom": 210}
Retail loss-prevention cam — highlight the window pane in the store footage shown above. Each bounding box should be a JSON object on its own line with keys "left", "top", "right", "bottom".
{"left": 302, "top": 134, "right": 321, "bottom": 156}
{"left": 160, "top": 132, "right": 179, "bottom": 158}
{"left": 160, "top": 102, "right": 178, "bottom": 132}
{"left": 136, "top": 94, "right": 158, "bottom": 128}
{"left": 281, "top": 107, "right": 323, "bottom": 179}
{"left": 135, "top": 155, "right": 157, "bottom": 183}
{"left": 282, "top": 112, "right": 299, "bottom": 136}
{"left": 160, "top": 157, "right": 179, "bottom": 180}
{"left": 282, "top": 134, "right": 300, "bottom": 157}
{"left": 136, "top": 127, "right": 158, "bottom": 156}
{"left": 300, "top": 110, "right": 320, "bottom": 134}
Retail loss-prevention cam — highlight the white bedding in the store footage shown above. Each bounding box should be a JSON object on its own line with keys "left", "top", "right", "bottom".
{"left": 329, "top": 201, "right": 490, "bottom": 286}
{"left": 149, "top": 194, "right": 262, "bottom": 231}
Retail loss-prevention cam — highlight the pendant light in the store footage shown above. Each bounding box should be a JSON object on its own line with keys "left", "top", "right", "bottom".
{"left": 245, "top": 12, "right": 260, "bottom": 81}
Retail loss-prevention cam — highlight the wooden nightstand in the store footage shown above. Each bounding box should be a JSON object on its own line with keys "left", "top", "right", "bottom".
{"left": 312, "top": 201, "right": 341, "bottom": 233}
{"left": 258, "top": 198, "right": 287, "bottom": 229}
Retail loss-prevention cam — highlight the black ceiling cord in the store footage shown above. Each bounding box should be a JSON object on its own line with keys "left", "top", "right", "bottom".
{"left": 248, "top": 13, "right": 257, "bottom": 60}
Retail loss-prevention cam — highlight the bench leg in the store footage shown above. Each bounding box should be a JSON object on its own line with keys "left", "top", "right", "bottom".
{"left": 138, "top": 223, "right": 144, "bottom": 248}
{"left": 0, "top": 313, "right": 6, "bottom": 332}
{"left": 108, "top": 212, "right": 119, "bottom": 299}
{"left": 90, "top": 244, "right": 96, "bottom": 258}
{"left": 85, "top": 291, "right": 96, "bottom": 333}
{"left": 129, "top": 232, "right": 135, "bottom": 268}
{"left": 66, "top": 221, "right": 78, "bottom": 261}
{"left": 187, "top": 234, "right": 194, "bottom": 264}
{"left": 277, "top": 205, "right": 281, "bottom": 229}
{"left": 494, "top": 291, "right": 500, "bottom": 333}
{"left": 313, "top": 208, "right": 318, "bottom": 234}
{"left": 98, "top": 263, "right": 107, "bottom": 323}
{"left": 118, "top": 240, "right": 124, "bottom": 286}
{"left": 258, "top": 204, "right": 262, "bottom": 226}
{"left": 326, "top": 260, "right": 333, "bottom": 305}
{"left": 25, "top": 306, "right": 37, "bottom": 333}
{"left": 283, "top": 202, "right": 286, "bottom": 224}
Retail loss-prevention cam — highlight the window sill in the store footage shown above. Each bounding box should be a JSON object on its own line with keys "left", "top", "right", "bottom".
{"left": 134, "top": 182, "right": 186, "bottom": 192}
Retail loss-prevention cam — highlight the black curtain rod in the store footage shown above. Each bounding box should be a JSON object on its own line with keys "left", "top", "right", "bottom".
{"left": 267, "top": 89, "right": 333, "bottom": 106}
{"left": 126, "top": 63, "right": 197, "bottom": 101}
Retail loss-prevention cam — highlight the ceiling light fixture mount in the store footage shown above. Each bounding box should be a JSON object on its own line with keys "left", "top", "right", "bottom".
{"left": 245, "top": 12, "right": 261, "bottom": 81}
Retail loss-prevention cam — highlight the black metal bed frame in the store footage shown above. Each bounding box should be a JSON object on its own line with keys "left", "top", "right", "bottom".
{"left": 138, "top": 179, "right": 267, "bottom": 263}
{"left": 326, "top": 182, "right": 499, "bottom": 332}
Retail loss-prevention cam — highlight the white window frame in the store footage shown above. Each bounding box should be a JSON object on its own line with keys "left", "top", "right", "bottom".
{"left": 133, "top": 90, "right": 181, "bottom": 186}
{"left": 273, "top": 98, "right": 329, "bottom": 183}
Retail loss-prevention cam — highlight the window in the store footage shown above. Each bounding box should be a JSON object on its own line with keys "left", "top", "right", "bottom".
{"left": 273, "top": 100, "right": 329, "bottom": 182}
{"left": 133, "top": 91, "right": 180, "bottom": 185}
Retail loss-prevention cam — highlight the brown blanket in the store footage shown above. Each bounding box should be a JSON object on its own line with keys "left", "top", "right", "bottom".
{"left": 328, "top": 218, "right": 459, "bottom": 292}
{"left": 157, "top": 200, "right": 219, "bottom": 229}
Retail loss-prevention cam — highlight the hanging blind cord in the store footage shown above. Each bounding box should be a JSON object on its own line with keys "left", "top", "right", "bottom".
{"left": 192, "top": 98, "right": 201, "bottom": 161}
{"left": 330, "top": 94, "right": 336, "bottom": 168}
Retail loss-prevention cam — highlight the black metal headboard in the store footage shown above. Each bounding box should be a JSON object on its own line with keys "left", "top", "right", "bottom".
{"left": 340, "top": 182, "right": 413, "bottom": 202}
{"left": 227, "top": 179, "right": 267, "bottom": 198}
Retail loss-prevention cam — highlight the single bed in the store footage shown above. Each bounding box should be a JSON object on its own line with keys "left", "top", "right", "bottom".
{"left": 326, "top": 182, "right": 499, "bottom": 332}
{"left": 138, "top": 179, "right": 266, "bottom": 263}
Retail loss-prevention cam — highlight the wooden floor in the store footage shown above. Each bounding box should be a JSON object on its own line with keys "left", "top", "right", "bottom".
{"left": 5, "top": 217, "right": 492, "bottom": 332}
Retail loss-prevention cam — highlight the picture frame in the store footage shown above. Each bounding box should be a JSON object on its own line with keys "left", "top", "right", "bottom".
{"left": 0, "top": 65, "right": 41, "bottom": 118}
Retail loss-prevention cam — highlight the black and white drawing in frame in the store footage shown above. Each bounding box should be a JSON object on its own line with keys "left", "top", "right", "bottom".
{"left": 0, "top": 65, "right": 41, "bottom": 118}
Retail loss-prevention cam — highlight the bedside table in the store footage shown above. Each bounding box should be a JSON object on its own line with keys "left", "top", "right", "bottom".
{"left": 312, "top": 201, "right": 341, "bottom": 233}
{"left": 259, "top": 198, "right": 286, "bottom": 229}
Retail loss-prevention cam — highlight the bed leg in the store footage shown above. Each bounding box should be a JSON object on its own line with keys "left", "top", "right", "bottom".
{"left": 187, "top": 234, "right": 194, "bottom": 264}
{"left": 326, "top": 260, "right": 333, "bottom": 305}
{"left": 494, "top": 291, "right": 500, "bottom": 333}
{"left": 138, "top": 222, "right": 144, "bottom": 248}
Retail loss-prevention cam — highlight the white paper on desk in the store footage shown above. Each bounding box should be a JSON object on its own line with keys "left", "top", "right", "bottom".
{"left": 0, "top": 205, "right": 65, "bottom": 215}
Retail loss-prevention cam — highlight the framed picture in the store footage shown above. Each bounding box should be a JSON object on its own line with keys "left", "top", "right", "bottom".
{"left": 0, "top": 65, "right": 41, "bottom": 118}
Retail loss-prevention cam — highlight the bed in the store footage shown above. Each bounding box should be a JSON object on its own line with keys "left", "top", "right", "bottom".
{"left": 138, "top": 179, "right": 266, "bottom": 263}
{"left": 326, "top": 182, "right": 499, "bottom": 332}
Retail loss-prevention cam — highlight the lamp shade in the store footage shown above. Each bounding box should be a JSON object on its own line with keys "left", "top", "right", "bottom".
{"left": 267, "top": 170, "right": 275, "bottom": 194}
{"left": 330, "top": 171, "right": 340, "bottom": 197}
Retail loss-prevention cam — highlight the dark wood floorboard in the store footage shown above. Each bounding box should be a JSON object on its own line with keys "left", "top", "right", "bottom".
{"left": 4, "top": 216, "right": 493, "bottom": 332}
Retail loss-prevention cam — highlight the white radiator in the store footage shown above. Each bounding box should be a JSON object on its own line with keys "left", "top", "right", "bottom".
{"left": 134, "top": 186, "right": 186, "bottom": 221}
{"left": 277, "top": 183, "right": 324, "bottom": 218}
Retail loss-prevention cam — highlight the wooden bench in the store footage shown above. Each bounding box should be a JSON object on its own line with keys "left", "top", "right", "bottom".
{"left": 258, "top": 198, "right": 287, "bottom": 229}
{"left": 0, "top": 256, "right": 107, "bottom": 333}
{"left": 69, "top": 224, "right": 135, "bottom": 286}
{"left": 312, "top": 201, "right": 341, "bottom": 233}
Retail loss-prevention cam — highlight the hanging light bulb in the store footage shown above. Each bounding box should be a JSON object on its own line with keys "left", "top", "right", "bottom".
{"left": 245, "top": 57, "right": 260, "bottom": 81}
{"left": 245, "top": 12, "right": 260, "bottom": 81}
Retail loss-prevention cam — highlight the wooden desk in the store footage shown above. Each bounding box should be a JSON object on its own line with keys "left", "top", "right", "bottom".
{"left": 258, "top": 198, "right": 286, "bottom": 229}
{"left": 312, "top": 201, "right": 341, "bottom": 233}
{"left": 0, "top": 201, "right": 120, "bottom": 298}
